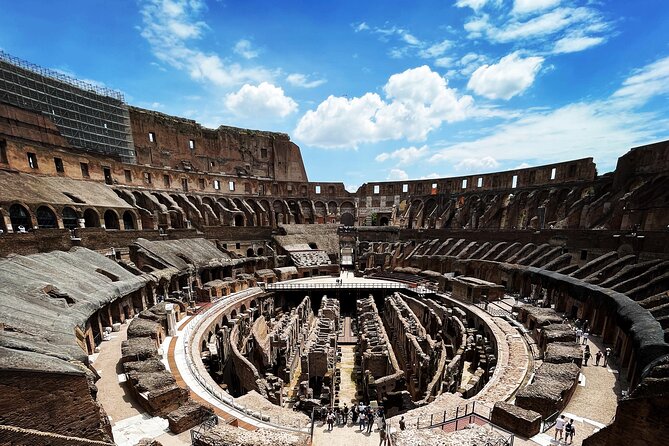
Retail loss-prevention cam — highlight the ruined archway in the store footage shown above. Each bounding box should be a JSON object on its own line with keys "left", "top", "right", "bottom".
{"left": 104, "top": 210, "right": 120, "bottom": 230}
{"left": 36, "top": 206, "right": 58, "bottom": 229}
{"left": 9, "top": 203, "right": 33, "bottom": 230}
{"left": 62, "top": 207, "right": 79, "bottom": 229}
{"left": 83, "top": 208, "right": 100, "bottom": 228}
{"left": 123, "top": 211, "right": 136, "bottom": 230}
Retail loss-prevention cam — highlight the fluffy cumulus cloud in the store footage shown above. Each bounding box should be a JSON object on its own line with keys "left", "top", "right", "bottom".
{"left": 387, "top": 168, "right": 409, "bottom": 180}
{"left": 375, "top": 145, "right": 430, "bottom": 165}
{"left": 139, "top": 0, "right": 275, "bottom": 87}
{"left": 512, "top": 0, "right": 561, "bottom": 15}
{"left": 467, "top": 52, "right": 544, "bottom": 100}
{"left": 294, "top": 66, "right": 474, "bottom": 148}
{"left": 286, "top": 73, "right": 327, "bottom": 88}
{"left": 225, "top": 82, "right": 298, "bottom": 118}
{"left": 455, "top": 0, "right": 500, "bottom": 11}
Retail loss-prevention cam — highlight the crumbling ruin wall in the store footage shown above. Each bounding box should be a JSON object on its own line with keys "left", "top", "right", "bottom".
{"left": 268, "top": 296, "right": 313, "bottom": 382}
{"left": 301, "top": 296, "right": 339, "bottom": 404}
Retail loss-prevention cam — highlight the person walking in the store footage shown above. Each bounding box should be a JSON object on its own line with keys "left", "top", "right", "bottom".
{"left": 595, "top": 350, "right": 602, "bottom": 366}
{"left": 367, "top": 411, "right": 375, "bottom": 433}
{"left": 604, "top": 347, "right": 612, "bottom": 367}
{"left": 343, "top": 404, "right": 349, "bottom": 426}
{"left": 378, "top": 426, "right": 387, "bottom": 446}
{"left": 575, "top": 328, "right": 582, "bottom": 343}
{"left": 359, "top": 410, "right": 366, "bottom": 431}
{"left": 555, "top": 415, "right": 566, "bottom": 442}
{"left": 565, "top": 419, "right": 576, "bottom": 444}
{"left": 327, "top": 411, "right": 334, "bottom": 431}
{"left": 352, "top": 405, "right": 358, "bottom": 425}
{"left": 584, "top": 349, "right": 591, "bottom": 366}
{"left": 399, "top": 416, "right": 406, "bottom": 431}
{"left": 582, "top": 330, "right": 589, "bottom": 345}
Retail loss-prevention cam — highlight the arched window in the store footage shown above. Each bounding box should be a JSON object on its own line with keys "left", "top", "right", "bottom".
{"left": 122, "top": 211, "right": 136, "bottom": 230}
{"left": 36, "top": 206, "right": 57, "bottom": 229}
{"left": 104, "top": 210, "right": 120, "bottom": 230}
{"left": 83, "top": 209, "right": 100, "bottom": 228}
{"left": 340, "top": 212, "right": 354, "bottom": 226}
{"left": 9, "top": 204, "right": 32, "bottom": 230}
{"left": 246, "top": 247, "right": 255, "bottom": 257}
{"left": 234, "top": 214, "right": 244, "bottom": 226}
{"left": 62, "top": 207, "right": 78, "bottom": 229}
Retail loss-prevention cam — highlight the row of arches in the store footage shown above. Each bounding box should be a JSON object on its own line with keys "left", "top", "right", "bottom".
{"left": 1, "top": 202, "right": 139, "bottom": 233}
{"left": 114, "top": 188, "right": 358, "bottom": 229}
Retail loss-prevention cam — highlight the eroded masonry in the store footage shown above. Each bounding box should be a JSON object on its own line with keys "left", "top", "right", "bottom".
{"left": 1, "top": 52, "right": 668, "bottom": 446}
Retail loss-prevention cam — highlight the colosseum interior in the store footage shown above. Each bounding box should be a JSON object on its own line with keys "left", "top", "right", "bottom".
{"left": 0, "top": 52, "right": 668, "bottom": 446}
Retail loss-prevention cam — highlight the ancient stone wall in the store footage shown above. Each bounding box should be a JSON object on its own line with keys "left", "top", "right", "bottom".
{"left": 0, "top": 370, "right": 112, "bottom": 443}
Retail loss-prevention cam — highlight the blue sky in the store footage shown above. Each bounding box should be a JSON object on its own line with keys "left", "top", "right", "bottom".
{"left": 1, "top": 0, "right": 668, "bottom": 189}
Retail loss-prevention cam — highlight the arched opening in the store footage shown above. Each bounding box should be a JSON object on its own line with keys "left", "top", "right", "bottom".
{"left": 308, "top": 242, "right": 318, "bottom": 249}
{"left": 104, "top": 210, "right": 120, "bottom": 230}
{"left": 122, "top": 211, "right": 136, "bottom": 230}
{"left": 340, "top": 212, "right": 354, "bottom": 226}
{"left": 379, "top": 216, "right": 389, "bottom": 226}
{"left": 83, "top": 209, "right": 100, "bottom": 228}
{"left": 9, "top": 204, "right": 32, "bottom": 230}
{"left": 62, "top": 207, "right": 78, "bottom": 229}
{"left": 240, "top": 304, "right": 247, "bottom": 313}
{"left": 234, "top": 214, "right": 244, "bottom": 227}
{"left": 230, "top": 310, "right": 237, "bottom": 319}
{"left": 257, "top": 247, "right": 264, "bottom": 256}
{"left": 36, "top": 206, "right": 58, "bottom": 229}
{"left": 246, "top": 247, "right": 255, "bottom": 257}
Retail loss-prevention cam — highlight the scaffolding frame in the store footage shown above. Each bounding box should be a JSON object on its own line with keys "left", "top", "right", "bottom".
{"left": 0, "top": 51, "right": 136, "bottom": 163}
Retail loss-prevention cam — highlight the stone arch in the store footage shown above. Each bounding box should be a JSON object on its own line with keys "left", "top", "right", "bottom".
{"left": 123, "top": 211, "right": 137, "bottom": 230}
{"left": 273, "top": 200, "right": 288, "bottom": 224}
{"left": 260, "top": 199, "right": 273, "bottom": 226}
{"left": 328, "top": 201, "right": 338, "bottom": 216}
{"left": 250, "top": 299, "right": 258, "bottom": 308}
{"left": 234, "top": 214, "right": 245, "bottom": 227}
{"left": 36, "top": 205, "right": 58, "bottom": 229}
{"left": 62, "top": 207, "right": 79, "bottom": 229}
{"left": 300, "top": 200, "right": 314, "bottom": 224}
{"left": 230, "top": 309, "right": 237, "bottom": 319}
{"left": 257, "top": 247, "right": 264, "bottom": 256}
{"left": 104, "top": 209, "right": 120, "bottom": 230}
{"left": 9, "top": 203, "right": 34, "bottom": 230}
{"left": 379, "top": 216, "right": 389, "bottom": 226}
{"left": 340, "top": 212, "right": 354, "bottom": 226}
{"left": 221, "top": 315, "right": 229, "bottom": 327}
{"left": 233, "top": 198, "right": 255, "bottom": 226}
{"left": 246, "top": 247, "right": 255, "bottom": 257}
{"left": 314, "top": 201, "right": 327, "bottom": 223}
{"left": 83, "top": 208, "right": 100, "bottom": 228}
{"left": 240, "top": 304, "right": 247, "bottom": 313}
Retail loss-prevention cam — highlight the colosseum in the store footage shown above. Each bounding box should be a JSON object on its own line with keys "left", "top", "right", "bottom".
{"left": 0, "top": 51, "right": 667, "bottom": 446}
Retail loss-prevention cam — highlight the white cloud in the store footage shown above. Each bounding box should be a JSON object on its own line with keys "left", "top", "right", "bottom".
{"left": 429, "top": 102, "right": 661, "bottom": 170}
{"left": 375, "top": 145, "right": 430, "bottom": 165}
{"left": 420, "top": 173, "right": 441, "bottom": 179}
{"left": 435, "top": 57, "right": 454, "bottom": 68}
{"left": 611, "top": 56, "right": 669, "bottom": 107}
{"left": 418, "top": 40, "right": 453, "bottom": 59}
{"left": 467, "top": 52, "right": 544, "bottom": 100}
{"left": 464, "top": 6, "right": 610, "bottom": 48}
{"left": 345, "top": 184, "right": 360, "bottom": 193}
{"left": 552, "top": 35, "right": 604, "bottom": 54}
{"left": 455, "top": 156, "right": 499, "bottom": 171}
{"left": 459, "top": 53, "right": 489, "bottom": 76}
{"left": 286, "top": 73, "right": 327, "bottom": 88}
{"left": 353, "top": 22, "right": 369, "bottom": 32}
{"left": 233, "top": 39, "right": 259, "bottom": 59}
{"left": 295, "top": 66, "right": 474, "bottom": 148}
{"left": 513, "top": 0, "right": 561, "bottom": 15}
{"left": 139, "top": 0, "right": 275, "bottom": 88}
{"left": 387, "top": 168, "right": 409, "bottom": 180}
{"left": 455, "top": 0, "right": 498, "bottom": 11}
{"left": 225, "top": 82, "right": 298, "bottom": 118}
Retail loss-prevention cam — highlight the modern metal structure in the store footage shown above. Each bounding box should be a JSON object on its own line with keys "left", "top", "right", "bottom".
{"left": 0, "top": 51, "right": 135, "bottom": 163}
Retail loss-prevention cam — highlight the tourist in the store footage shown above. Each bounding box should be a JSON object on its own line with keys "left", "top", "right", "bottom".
{"left": 352, "top": 406, "right": 358, "bottom": 425}
{"left": 584, "top": 349, "right": 591, "bottom": 366}
{"left": 555, "top": 415, "right": 566, "bottom": 441}
{"left": 565, "top": 419, "right": 576, "bottom": 444}
{"left": 379, "top": 426, "right": 387, "bottom": 446}
{"left": 399, "top": 416, "right": 406, "bottom": 431}
{"left": 327, "top": 410, "right": 334, "bottom": 431}
{"left": 321, "top": 406, "right": 327, "bottom": 422}
{"left": 359, "top": 410, "right": 366, "bottom": 431}
{"left": 343, "top": 404, "right": 349, "bottom": 425}
{"left": 575, "top": 327, "right": 582, "bottom": 343}
{"left": 604, "top": 347, "right": 612, "bottom": 367}
{"left": 367, "top": 411, "right": 375, "bottom": 433}
{"left": 595, "top": 350, "right": 602, "bottom": 366}
{"left": 582, "top": 330, "right": 589, "bottom": 345}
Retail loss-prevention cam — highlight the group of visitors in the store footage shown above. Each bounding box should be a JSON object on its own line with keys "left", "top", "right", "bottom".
{"left": 568, "top": 318, "right": 613, "bottom": 367}
{"left": 321, "top": 402, "right": 389, "bottom": 442}
{"left": 554, "top": 415, "right": 577, "bottom": 444}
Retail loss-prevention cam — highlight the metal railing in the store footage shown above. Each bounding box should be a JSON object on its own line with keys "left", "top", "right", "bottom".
{"left": 266, "top": 282, "right": 410, "bottom": 290}
{"left": 181, "top": 288, "right": 311, "bottom": 433}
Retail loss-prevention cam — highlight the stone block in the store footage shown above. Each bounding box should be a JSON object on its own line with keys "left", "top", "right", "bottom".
{"left": 491, "top": 402, "right": 541, "bottom": 438}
